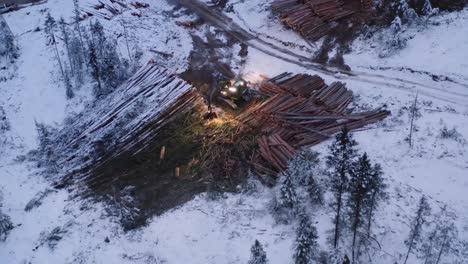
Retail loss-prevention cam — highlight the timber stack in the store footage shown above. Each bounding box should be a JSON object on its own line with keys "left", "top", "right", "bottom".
{"left": 239, "top": 72, "right": 390, "bottom": 176}
{"left": 80, "top": 0, "right": 149, "bottom": 20}
{"left": 54, "top": 61, "right": 202, "bottom": 185}
{"left": 271, "top": 0, "right": 373, "bottom": 40}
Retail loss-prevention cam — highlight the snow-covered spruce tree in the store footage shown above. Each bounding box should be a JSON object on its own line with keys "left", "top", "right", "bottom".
{"left": 69, "top": 32, "right": 85, "bottom": 85}
{"left": 0, "top": 210, "right": 14, "bottom": 242}
{"left": 271, "top": 169, "right": 298, "bottom": 224}
{"left": 72, "top": 0, "right": 86, "bottom": 59}
{"left": 34, "top": 121, "right": 59, "bottom": 169}
{"left": 378, "top": 16, "right": 407, "bottom": 58}
{"left": 88, "top": 20, "right": 128, "bottom": 96}
{"left": 44, "top": 13, "right": 74, "bottom": 99}
{"left": 421, "top": 206, "right": 459, "bottom": 264}
{"left": 87, "top": 39, "right": 103, "bottom": 96}
{"left": 0, "top": 19, "right": 19, "bottom": 61}
{"left": 363, "top": 162, "right": 387, "bottom": 238}
{"left": 59, "top": 17, "right": 73, "bottom": 75}
{"left": 326, "top": 127, "right": 358, "bottom": 249}
{"left": 421, "top": 0, "right": 437, "bottom": 16}
{"left": 421, "top": 225, "right": 439, "bottom": 264}
{"left": 287, "top": 151, "right": 323, "bottom": 207}
{"left": 347, "top": 153, "right": 374, "bottom": 263}
{"left": 398, "top": 0, "right": 418, "bottom": 23}
{"left": 101, "top": 39, "right": 126, "bottom": 93}
{"left": 0, "top": 106, "right": 10, "bottom": 134}
{"left": 306, "top": 173, "right": 323, "bottom": 207}
{"left": 433, "top": 222, "right": 458, "bottom": 264}
{"left": 404, "top": 196, "right": 431, "bottom": 264}
{"left": 294, "top": 210, "right": 319, "bottom": 264}
{"left": 248, "top": 240, "right": 268, "bottom": 264}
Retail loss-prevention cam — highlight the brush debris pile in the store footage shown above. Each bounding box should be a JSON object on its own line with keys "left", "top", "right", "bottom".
{"left": 271, "top": 0, "right": 373, "bottom": 40}
{"left": 238, "top": 72, "right": 390, "bottom": 176}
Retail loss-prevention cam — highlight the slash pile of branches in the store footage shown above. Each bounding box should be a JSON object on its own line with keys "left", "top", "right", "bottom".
{"left": 271, "top": 0, "right": 373, "bottom": 40}
{"left": 238, "top": 72, "right": 390, "bottom": 176}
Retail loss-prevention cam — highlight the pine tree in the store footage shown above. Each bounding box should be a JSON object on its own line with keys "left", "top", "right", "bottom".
{"left": 72, "top": 0, "right": 86, "bottom": 58}
{"left": 69, "top": 32, "right": 84, "bottom": 85}
{"left": 306, "top": 174, "right": 323, "bottom": 206}
{"left": 101, "top": 39, "right": 125, "bottom": 93}
{"left": 248, "top": 240, "right": 268, "bottom": 264}
{"left": 398, "top": 0, "right": 418, "bottom": 23}
{"left": 421, "top": 225, "right": 439, "bottom": 264}
{"left": 0, "top": 210, "right": 14, "bottom": 242}
{"left": 347, "top": 153, "right": 374, "bottom": 263}
{"left": 44, "top": 13, "right": 73, "bottom": 99}
{"left": 285, "top": 151, "right": 322, "bottom": 207}
{"left": 90, "top": 20, "right": 106, "bottom": 59}
{"left": 294, "top": 211, "right": 319, "bottom": 264}
{"left": 421, "top": 0, "right": 434, "bottom": 15}
{"left": 423, "top": 206, "right": 458, "bottom": 264}
{"left": 88, "top": 41, "right": 102, "bottom": 97}
{"left": 404, "top": 196, "right": 431, "bottom": 264}
{"left": 434, "top": 222, "right": 457, "bottom": 264}
{"left": 59, "top": 17, "right": 74, "bottom": 75}
{"left": 272, "top": 170, "right": 298, "bottom": 223}
{"left": 326, "top": 127, "right": 358, "bottom": 248}
{"left": 0, "top": 18, "right": 19, "bottom": 60}
{"left": 364, "top": 163, "right": 387, "bottom": 238}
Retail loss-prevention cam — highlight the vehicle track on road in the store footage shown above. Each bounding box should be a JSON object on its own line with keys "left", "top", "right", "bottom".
{"left": 177, "top": 0, "right": 468, "bottom": 106}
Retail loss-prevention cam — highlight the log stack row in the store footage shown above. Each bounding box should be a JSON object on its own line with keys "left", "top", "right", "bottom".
{"left": 271, "top": 0, "right": 370, "bottom": 40}
{"left": 240, "top": 73, "right": 389, "bottom": 176}
{"left": 80, "top": 0, "right": 149, "bottom": 20}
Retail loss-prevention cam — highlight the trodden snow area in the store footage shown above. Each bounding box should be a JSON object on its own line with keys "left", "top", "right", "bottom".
{"left": 0, "top": 0, "right": 467, "bottom": 263}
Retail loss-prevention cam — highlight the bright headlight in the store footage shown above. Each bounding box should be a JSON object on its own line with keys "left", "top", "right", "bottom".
{"left": 228, "top": 86, "right": 237, "bottom": 93}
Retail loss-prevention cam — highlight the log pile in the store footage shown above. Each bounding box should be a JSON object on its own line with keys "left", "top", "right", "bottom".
{"left": 240, "top": 72, "right": 390, "bottom": 176}
{"left": 52, "top": 61, "right": 201, "bottom": 183}
{"left": 271, "top": 0, "right": 371, "bottom": 40}
{"left": 80, "top": 0, "right": 149, "bottom": 20}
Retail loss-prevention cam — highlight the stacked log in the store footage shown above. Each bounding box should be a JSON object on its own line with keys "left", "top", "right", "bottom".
{"left": 53, "top": 61, "right": 201, "bottom": 184}
{"left": 80, "top": 0, "right": 149, "bottom": 20}
{"left": 271, "top": 0, "right": 368, "bottom": 40}
{"left": 242, "top": 73, "right": 390, "bottom": 176}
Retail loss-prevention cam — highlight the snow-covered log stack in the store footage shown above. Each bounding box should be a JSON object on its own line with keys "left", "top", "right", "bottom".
{"left": 271, "top": 0, "right": 371, "bottom": 40}
{"left": 80, "top": 0, "right": 149, "bottom": 20}
{"left": 49, "top": 62, "right": 201, "bottom": 183}
{"left": 239, "top": 72, "right": 390, "bottom": 176}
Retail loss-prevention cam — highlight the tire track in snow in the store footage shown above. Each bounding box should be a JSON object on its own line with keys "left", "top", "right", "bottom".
{"left": 176, "top": 0, "right": 468, "bottom": 106}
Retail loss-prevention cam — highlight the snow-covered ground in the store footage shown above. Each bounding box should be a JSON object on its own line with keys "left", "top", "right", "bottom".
{"left": 1, "top": 0, "right": 467, "bottom": 263}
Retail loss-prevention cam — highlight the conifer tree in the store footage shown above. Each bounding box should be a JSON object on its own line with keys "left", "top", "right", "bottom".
{"left": 347, "top": 153, "right": 374, "bottom": 263}
{"left": 248, "top": 240, "right": 268, "bottom": 264}
{"left": 69, "top": 32, "right": 84, "bottom": 85}
{"left": 72, "top": 0, "right": 86, "bottom": 59}
{"left": 306, "top": 174, "right": 323, "bottom": 207}
{"left": 326, "top": 127, "right": 358, "bottom": 248}
{"left": 404, "top": 196, "right": 431, "bottom": 264}
{"left": 88, "top": 40, "right": 102, "bottom": 96}
{"left": 44, "top": 13, "right": 73, "bottom": 99}
{"left": 272, "top": 170, "right": 298, "bottom": 223}
{"left": 434, "top": 222, "right": 457, "bottom": 264}
{"left": 294, "top": 211, "right": 319, "bottom": 264}
{"left": 0, "top": 18, "right": 19, "bottom": 60}
{"left": 422, "top": 206, "right": 459, "bottom": 264}
{"left": 0, "top": 210, "right": 13, "bottom": 242}
{"left": 364, "top": 163, "right": 387, "bottom": 238}
{"left": 58, "top": 17, "right": 73, "bottom": 75}
{"left": 101, "top": 39, "right": 124, "bottom": 93}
